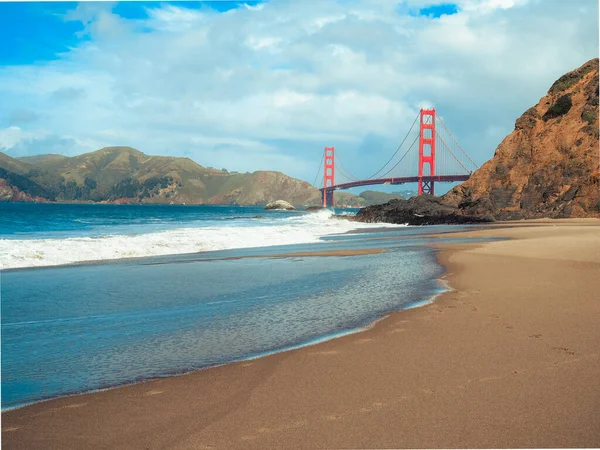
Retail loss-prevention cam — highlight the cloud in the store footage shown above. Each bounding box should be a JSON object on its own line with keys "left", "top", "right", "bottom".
{"left": 51, "top": 87, "right": 86, "bottom": 101}
{"left": 0, "top": 0, "right": 597, "bottom": 191}
{"left": 8, "top": 109, "right": 43, "bottom": 126}
{"left": 0, "top": 126, "right": 87, "bottom": 157}
{"left": 0, "top": 126, "right": 25, "bottom": 150}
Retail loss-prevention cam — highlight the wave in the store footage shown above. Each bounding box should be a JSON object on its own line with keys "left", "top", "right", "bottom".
{"left": 0, "top": 210, "right": 402, "bottom": 270}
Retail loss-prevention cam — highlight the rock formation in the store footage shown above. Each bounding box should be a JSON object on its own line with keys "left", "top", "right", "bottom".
{"left": 443, "top": 58, "right": 599, "bottom": 219}
{"left": 264, "top": 200, "right": 296, "bottom": 210}
{"left": 354, "top": 195, "right": 494, "bottom": 225}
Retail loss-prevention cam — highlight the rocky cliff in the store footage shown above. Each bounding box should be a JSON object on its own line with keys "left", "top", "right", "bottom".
{"left": 443, "top": 58, "right": 599, "bottom": 219}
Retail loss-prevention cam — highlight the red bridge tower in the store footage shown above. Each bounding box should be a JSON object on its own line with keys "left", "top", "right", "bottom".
{"left": 323, "top": 146, "right": 335, "bottom": 207}
{"left": 418, "top": 108, "right": 436, "bottom": 195}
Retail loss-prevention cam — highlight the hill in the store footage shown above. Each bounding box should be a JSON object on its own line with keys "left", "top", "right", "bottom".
{"left": 17, "top": 154, "right": 69, "bottom": 165}
{"left": 443, "top": 58, "right": 600, "bottom": 219}
{"left": 0, "top": 147, "right": 322, "bottom": 206}
{"left": 331, "top": 190, "right": 407, "bottom": 208}
{"left": 359, "top": 190, "right": 405, "bottom": 204}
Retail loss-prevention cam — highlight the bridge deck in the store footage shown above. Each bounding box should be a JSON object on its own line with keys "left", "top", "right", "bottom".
{"left": 320, "top": 175, "right": 471, "bottom": 192}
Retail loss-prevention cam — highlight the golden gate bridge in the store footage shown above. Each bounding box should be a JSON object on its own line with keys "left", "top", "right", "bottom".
{"left": 313, "top": 108, "right": 479, "bottom": 207}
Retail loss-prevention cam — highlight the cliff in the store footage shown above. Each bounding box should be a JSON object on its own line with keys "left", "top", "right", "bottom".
{"left": 443, "top": 58, "right": 600, "bottom": 219}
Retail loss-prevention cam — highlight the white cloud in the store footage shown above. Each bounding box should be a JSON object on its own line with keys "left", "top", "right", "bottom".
{"left": 0, "top": 126, "right": 89, "bottom": 157}
{"left": 245, "top": 35, "right": 282, "bottom": 51}
{"left": 0, "top": 127, "right": 25, "bottom": 150}
{"left": 244, "top": 3, "right": 266, "bottom": 12}
{"left": 459, "top": 0, "right": 529, "bottom": 13}
{"left": 144, "top": 4, "right": 205, "bottom": 31}
{"left": 0, "top": 0, "right": 597, "bottom": 190}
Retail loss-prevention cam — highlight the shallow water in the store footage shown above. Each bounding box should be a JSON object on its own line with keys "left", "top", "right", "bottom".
{"left": 1, "top": 204, "right": 483, "bottom": 410}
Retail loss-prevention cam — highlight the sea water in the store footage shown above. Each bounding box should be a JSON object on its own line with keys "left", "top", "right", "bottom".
{"left": 0, "top": 203, "right": 471, "bottom": 410}
{"left": 0, "top": 204, "right": 398, "bottom": 268}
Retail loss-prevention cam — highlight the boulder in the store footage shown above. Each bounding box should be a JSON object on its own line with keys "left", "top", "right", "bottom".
{"left": 265, "top": 200, "right": 296, "bottom": 211}
{"left": 304, "top": 206, "right": 326, "bottom": 212}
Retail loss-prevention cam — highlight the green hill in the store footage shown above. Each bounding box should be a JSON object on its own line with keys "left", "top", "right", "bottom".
{"left": 358, "top": 190, "right": 405, "bottom": 204}
{"left": 331, "top": 190, "right": 407, "bottom": 207}
{"left": 17, "top": 154, "right": 69, "bottom": 165}
{"left": 0, "top": 147, "right": 322, "bottom": 206}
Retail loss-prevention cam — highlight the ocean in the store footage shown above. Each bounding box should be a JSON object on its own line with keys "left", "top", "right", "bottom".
{"left": 1, "top": 203, "right": 476, "bottom": 410}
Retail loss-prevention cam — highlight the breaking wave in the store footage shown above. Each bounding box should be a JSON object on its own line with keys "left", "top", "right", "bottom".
{"left": 0, "top": 209, "right": 401, "bottom": 269}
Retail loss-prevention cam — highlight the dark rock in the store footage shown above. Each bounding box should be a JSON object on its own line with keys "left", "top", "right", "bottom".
{"left": 490, "top": 185, "right": 518, "bottom": 209}
{"left": 581, "top": 104, "right": 597, "bottom": 125}
{"left": 584, "top": 74, "right": 599, "bottom": 106}
{"left": 459, "top": 195, "right": 495, "bottom": 216}
{"left": 581, "top": 124, "right": 600, "bottom": 138}
{"left": 560, "top": 185, "right": 579, "bottom": 202}
{"left": 353, "top": 195, "right": 494, "bottom": 225}
{"left": 304, "top": 206, "right": 326, "bottom": 212}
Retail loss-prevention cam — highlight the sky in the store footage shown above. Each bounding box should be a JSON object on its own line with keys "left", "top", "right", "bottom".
{"left": 0, "top": 0, "right": 598, "bottom": 194}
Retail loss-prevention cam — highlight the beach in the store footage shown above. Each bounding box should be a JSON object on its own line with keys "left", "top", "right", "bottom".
{"left": 2, "top": 219, "right": 600, "bottom": 449}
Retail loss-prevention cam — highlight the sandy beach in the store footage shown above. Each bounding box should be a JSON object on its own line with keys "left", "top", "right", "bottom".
{"left": 2, "top": 219, "right": 600, "bottom": 449}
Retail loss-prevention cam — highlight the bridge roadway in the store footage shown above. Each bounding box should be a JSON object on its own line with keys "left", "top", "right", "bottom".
{"left": 320, "top": 174, "right": 471, "bottom": 194}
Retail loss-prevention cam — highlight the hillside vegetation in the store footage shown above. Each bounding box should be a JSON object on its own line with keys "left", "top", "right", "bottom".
{"left": 0, "top": 147, "right": 323, "bottom": 206}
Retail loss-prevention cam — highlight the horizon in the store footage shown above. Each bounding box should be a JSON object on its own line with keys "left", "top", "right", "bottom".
{"left": 0, "top": 0, "right": 598, "bottom": 195}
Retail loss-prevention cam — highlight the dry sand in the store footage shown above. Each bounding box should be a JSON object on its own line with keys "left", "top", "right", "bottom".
{"left": 3, "top": 219, "right": 600, "bottom": 449}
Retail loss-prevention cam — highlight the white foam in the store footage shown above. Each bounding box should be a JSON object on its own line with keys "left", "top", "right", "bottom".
{"left": 0, "top": 210, "right": 403, "bottom": 270}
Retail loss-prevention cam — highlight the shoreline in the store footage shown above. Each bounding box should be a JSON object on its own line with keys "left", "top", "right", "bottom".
{"left": 0, "top": 247, "right": 389, "bottom": 272}
{"left": 0, "top": 246, "right": 442, "bottom": 413}
{"left": 3, "top": 219, "right": 600, "bottom": 448}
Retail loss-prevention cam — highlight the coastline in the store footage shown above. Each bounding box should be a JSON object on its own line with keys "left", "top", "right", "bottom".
{"left": 3, "top": 219, "right": 600, "bottom": 449}
{"left": 0, "top": 244, "right": 440, "bottom": 413}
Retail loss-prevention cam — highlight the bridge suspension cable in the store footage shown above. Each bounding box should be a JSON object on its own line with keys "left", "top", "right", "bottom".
{"left": 435, "top": 129, "right": 470, "bottom": 174}
{"left": 335, "top": 154, "right": 361, "bottom": 182}
{"left": 436, "top": 114, "right": 479, "bottom": 170}
{"left": 364, "top": 111, "right": 420, "bottom": 180}
{"left": 311, "top": 153, "right": 324, "bottom": 187}
{"left": 379, "top": 133, "right": 420, "bottom": 179}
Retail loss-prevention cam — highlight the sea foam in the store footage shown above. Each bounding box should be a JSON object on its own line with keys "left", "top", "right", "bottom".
{"left": 0, "top": 210, "right": 401, "bottom": 269}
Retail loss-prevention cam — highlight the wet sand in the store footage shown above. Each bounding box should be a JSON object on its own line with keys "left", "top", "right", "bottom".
{"left": 3, "top": 219, "right": 600, "bottom": 449}
{"left": 144, "top": 248, "right": 387, "bottom": 265}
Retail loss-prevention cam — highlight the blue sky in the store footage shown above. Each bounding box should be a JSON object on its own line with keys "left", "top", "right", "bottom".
{"left": 417, "top": 3, "right": 459, "bottom": 17}
{"left": 0, "top": 2, "right": 83, "bottom": 65}
{"left": 0, "top": 0, "right": 598, "bottom": 194}
{"left": 1, "top": 1, "right": 458, "bottom": 65}
{"left": 0, "top": 2, "right": 264, "bottom": 65}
